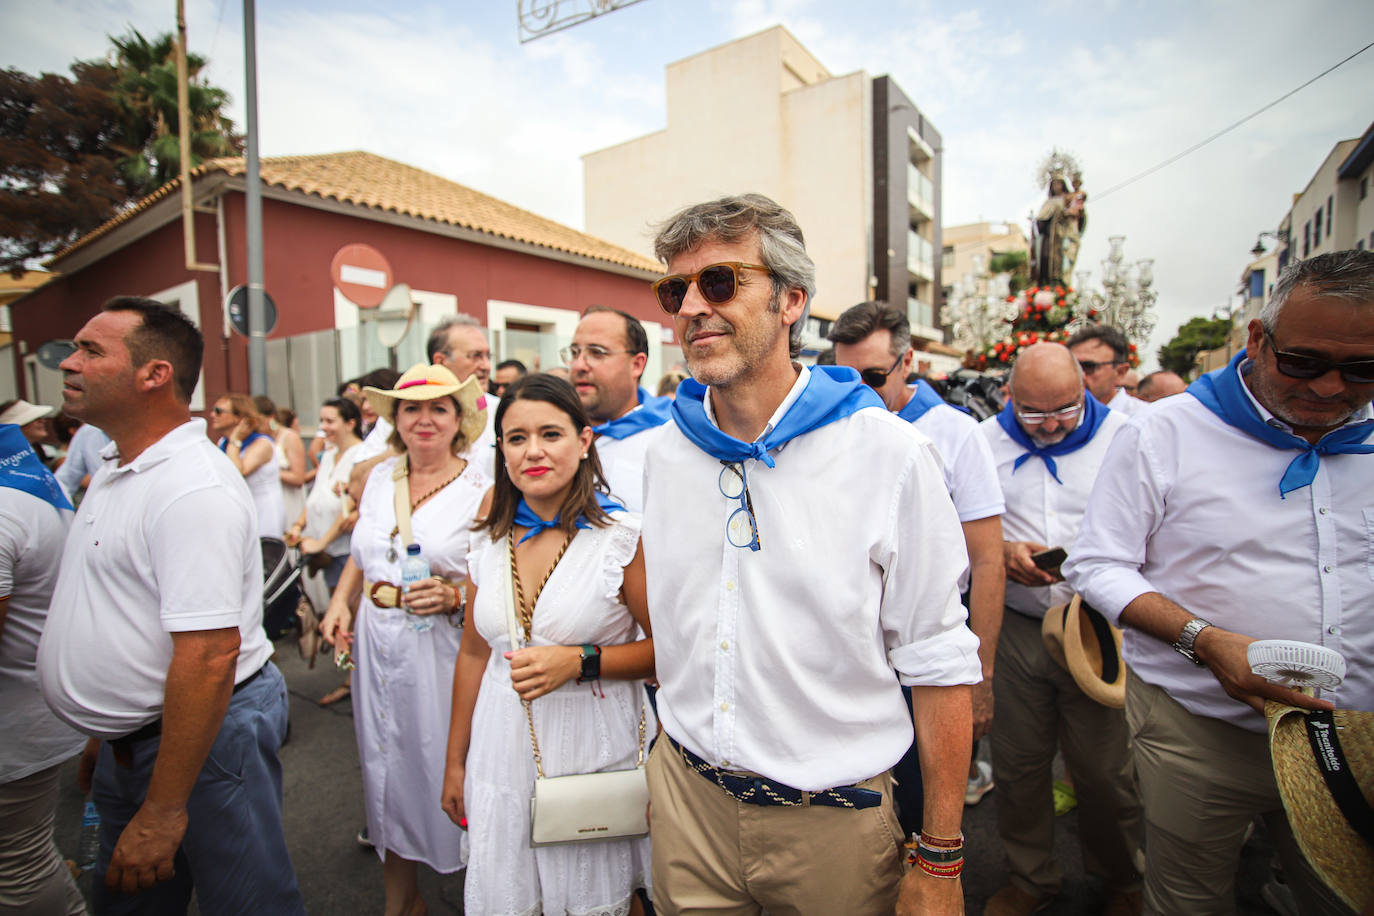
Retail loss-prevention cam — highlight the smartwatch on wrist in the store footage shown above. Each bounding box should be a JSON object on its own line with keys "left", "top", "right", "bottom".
{"left": 1172, "top": 617, "right": 1213, "bottom": 666}
{"left": 577, "top": 644, "right": 601, "bottom": 683}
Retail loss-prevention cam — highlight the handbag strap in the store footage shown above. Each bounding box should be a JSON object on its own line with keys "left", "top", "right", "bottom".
{"left": 391, "top": 455, "right": 415, "bottom": 547}
{"left": 503, "top": 532, "right": 646, "bottom": 779}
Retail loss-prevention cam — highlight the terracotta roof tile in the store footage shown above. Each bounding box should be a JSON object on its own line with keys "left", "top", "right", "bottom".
{"left": 50, "top": 151, "right": 661, "bottom": 274}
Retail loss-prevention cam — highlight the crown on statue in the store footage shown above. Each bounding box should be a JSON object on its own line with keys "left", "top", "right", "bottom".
{"left": 1037, "top": 148, "right": 1084, "bottom": 191}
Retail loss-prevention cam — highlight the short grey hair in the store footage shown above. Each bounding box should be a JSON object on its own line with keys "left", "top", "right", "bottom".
{"left": 653, "top": 193, "right": 815, "bottom": 359}
{"left": 427, "top": 314, "right": 485, "bottom": 362}
{"left": 1261, "top": 249, "right": 1374, "bottom": 331}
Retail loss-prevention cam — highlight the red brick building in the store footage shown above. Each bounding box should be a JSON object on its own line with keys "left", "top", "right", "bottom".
{"left": 9, "top": 151, "right": 669, "bottom": 417}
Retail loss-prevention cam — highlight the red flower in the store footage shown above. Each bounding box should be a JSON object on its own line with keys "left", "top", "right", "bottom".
{"left": 1057, "top": 298, "right": 1066, "bottom": 307}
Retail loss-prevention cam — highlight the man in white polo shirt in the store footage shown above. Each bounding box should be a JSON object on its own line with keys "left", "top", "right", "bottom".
{"left": 642, "top": 194, "right": 978, "bottom": 915}
{"left": 979, "top": 342, "right": 1142, "bottom": 916}
{"left": 38, "top": 297, "right": 304, "bottom": 914}
{"left": 1065, "top": 249, "right": 1374, "bottom": 915}
{"left": 564, "top": 306, "right": 672, "bottom": 512}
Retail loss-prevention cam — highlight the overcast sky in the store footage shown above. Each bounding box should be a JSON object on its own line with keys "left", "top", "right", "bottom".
{"left": 4, "top": 0, "right": 1373, "bottom": 368}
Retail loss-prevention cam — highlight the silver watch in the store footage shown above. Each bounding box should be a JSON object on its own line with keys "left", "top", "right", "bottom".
{"left": 1172, "top": 617, "right": 1213, "bottom": 666}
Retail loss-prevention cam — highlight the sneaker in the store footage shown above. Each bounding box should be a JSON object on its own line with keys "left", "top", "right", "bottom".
{"left": 965, "top": 759, "right": 995, "bottom": 805}
{"left": 356, "top": 826, "right": 374, "bottom": 849}
{"left": 1052, "top": 779, "right": 1077, "bottom": 816}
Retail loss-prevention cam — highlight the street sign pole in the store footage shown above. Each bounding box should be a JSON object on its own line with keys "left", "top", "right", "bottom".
{"left": 244, "top": 0, "right": 267, "bottom": 395}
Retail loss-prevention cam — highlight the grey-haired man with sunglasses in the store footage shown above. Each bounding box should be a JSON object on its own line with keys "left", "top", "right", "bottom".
{"left": 977, "top": 343, "right": 1142, "bottom": 916}
{"left": 1065, "top": 249, "right": 1374, "bottom": 915}
{"left": 640, "top": 194, "right": 978, "bottom": 916}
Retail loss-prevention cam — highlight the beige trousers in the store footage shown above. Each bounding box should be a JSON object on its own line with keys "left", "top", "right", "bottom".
{"left": 990, "top": 608, "right": 1143, "bottom": 898}
{"left": 0, "top": 763, "right": 86, "bottom": 916}
{"left": 1126, "top": 673, "right": 1353, "bottom": 916}
{"left": 646, "top": 736, "right": 905, "bottom": 915}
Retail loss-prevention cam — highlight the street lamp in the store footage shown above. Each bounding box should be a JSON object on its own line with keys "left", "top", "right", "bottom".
{"left": 1250, "top": 230, "right": 1287, "bottom": 260}
{"left": 1068, "top": 236, "right": 1157, "bottom": 345}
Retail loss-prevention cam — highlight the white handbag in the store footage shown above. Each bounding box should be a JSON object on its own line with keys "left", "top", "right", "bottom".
{"left": 503, "top": 534, "right": 650, "bottom": 847}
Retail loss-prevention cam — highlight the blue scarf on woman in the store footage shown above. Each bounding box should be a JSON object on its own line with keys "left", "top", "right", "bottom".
{"left": 513, "top": 492, "right": 624, "bottom": 544}
{"left": 896, "top": 379, "right": 949, "bottom": 424}
{"left": 1188, "top": 349, "right": 1374, "bottom": 498}
{"left": 592, "top": 388, "right": 674, "bottom": 440}
{"left": 995, "top": 392, "right": 1109, "bottom": 484}
{"left": 0, "top": 424, "right": 73, "bottom": 511}
{"left": 670, "top": 366, "right": 883, "bottom": 467}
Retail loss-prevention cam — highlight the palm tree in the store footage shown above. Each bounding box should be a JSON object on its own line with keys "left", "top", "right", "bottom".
{"left": 104, "top": 29, "right": 242, "bottom": 196}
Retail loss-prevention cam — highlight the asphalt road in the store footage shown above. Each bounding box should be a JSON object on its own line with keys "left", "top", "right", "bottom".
{"left": 52, "top": 640, "right": 1282, "bottom": 914}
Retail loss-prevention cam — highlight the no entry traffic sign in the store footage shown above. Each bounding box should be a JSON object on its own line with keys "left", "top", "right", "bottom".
{"left": 330, "top": 243, "right": 393, "bottom": 309}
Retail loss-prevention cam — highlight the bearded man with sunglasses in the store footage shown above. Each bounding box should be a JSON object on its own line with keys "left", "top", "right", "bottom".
{"left": 1064, "top": 249, "right": 1374, "bottom": 915}
{"left": 563, "top": 306, "right": 672, "bottom": 512}
{"left": 976, "top": 343, "right": 1142, "bottom": 916}
{"left": 640, "top": 194, "right": 978, "bottom": 915}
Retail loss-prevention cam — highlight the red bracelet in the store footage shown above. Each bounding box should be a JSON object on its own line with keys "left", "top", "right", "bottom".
{"left": 919, "top": 831, "right": 964, "bottom": 849}
{"left": 917, "top": 856, "right": 964, "bottom": 878}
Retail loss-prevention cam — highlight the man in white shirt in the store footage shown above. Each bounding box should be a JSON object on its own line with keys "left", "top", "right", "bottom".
{"left": 978, "top": 343, "right": 1142, "bottom": 916}
{"left": 1135, "top": 369, "right": 1186, "bottom": 402}
{"left": 642, "top": 194, "right": 978, "bottom": 915}
{"left": 1067, "top": 324, "right": 1142, "bottom": 416}
{"left": 0, "top": 425, "right": 83, "bottom": 915}
{"left": 829, "top": 300, "right": 1006, "bottom": 816}
{"left": 565, "top": 306, "right": 672, "bottom": 512}
{"left": 1064, "top": 249, "right": 1374, "bottom": 915}
{"left": 38, "top": 297, "right": 304, "bottom": 914}
{"left": 427, "top": 315, "right": 498, "bottom": 477}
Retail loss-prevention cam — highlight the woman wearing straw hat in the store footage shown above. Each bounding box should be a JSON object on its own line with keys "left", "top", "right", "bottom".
{"left": 321, "top": 363, "right": 491, "bottom": 916}
{"left": 442, "top": 373, "right": 655, "bottom": 916}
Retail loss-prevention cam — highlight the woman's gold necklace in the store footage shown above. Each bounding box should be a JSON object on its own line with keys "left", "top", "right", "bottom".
{"left": 386, "top": 462, "right": 464, "bottom": 561}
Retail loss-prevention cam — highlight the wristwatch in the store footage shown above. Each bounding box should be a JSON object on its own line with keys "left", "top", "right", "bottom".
{"left": 577, "top": 644, "right": 601, "bottom": 683}
{"left": 1172, "top": 617, "right": 1214, "bottom": 666}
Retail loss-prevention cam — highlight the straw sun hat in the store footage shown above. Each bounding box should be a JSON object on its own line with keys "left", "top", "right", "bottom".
{"left": 363, "top": 363, "right": 487, "bottom": 450}
{"left": 1041, "top": 594, "right": 1127, "bottom": 709}
{"left": 1266, "top": 701, "right": 1374, "bottom": 909}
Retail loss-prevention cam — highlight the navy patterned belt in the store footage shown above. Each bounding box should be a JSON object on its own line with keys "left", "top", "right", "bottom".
{"left": 667, "top": 736, "right": 882, "bottom": 809}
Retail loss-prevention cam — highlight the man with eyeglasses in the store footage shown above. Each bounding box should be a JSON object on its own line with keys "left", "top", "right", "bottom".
{"left": 978, "top": 343, "right": 1142, "bottom": 916}
{"left": 1064, "top": 249, "right": 1374, "bottom": 915}
{"left": 829, "top": 300, "right": 1006, "bottom": 819}
{"left": 490, "top": 358, "right": 526, "bottom": 398}
{"left": 1067, "top": 324, "right": 1142, "bottom": 416}
{"left": 640, "top": 194, "right": 977, "bottom": 916}
{"left": 562, "top": 306, "right": 672, "bottom": 513}
{"left": 422, "top": 314, "right": 498, "bottom": 477}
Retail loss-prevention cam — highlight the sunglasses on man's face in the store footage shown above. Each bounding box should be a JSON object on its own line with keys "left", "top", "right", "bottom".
{"left": 652, "top": 262, "right": 772, "bottom": 315}
{"left": 1076, "top": 359, "right": 1124, "bottom": 375}
{"left": 860, "top": 353, "right": 905, "bottom": 389}
{"left": 1263, "top": 328, "right": 1374, "bottom": 384}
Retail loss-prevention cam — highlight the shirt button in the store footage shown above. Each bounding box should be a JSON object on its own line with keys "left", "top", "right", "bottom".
{"left": 720, "top": 702, "right": 729, "bottom": 711}
{"left": 720, "top": 641, "right": 730, "bottom": 650}
{"left": 725, "top": 581, "right": 736, "bottom": 592}
{"left": 721, "top": 759, "right": 730, "bottom": 767}
{"left": 1329, "top": 625, "right": 1342, "bottom": 636}
{"left": 1323, "top": 564, "right": 1333, "bottom": 573}
{"left": 1318, "top": 507, "right": 1329, "bottom": 515}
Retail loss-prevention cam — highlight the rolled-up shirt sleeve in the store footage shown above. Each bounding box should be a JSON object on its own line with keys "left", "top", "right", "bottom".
{"left": 882, "top": 439, "right": 983, "bottom": 686}
{"left": 1063, "top": 419, "right": 1168, "bottom": 623}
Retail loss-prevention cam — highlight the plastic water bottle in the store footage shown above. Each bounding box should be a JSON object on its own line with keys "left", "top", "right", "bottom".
{"left": 78, "top": 799, "right": 100, "bottom": 871}
{"left": 401, "top": 543, "right": 434, "bottom": 633}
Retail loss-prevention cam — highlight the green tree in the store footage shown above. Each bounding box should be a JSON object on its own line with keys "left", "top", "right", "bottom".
{"left": 107, "top": 29, "right": 241, "bottom": 196}
{"left": 988, "top": 250, "right": 1029, "bottom": 296}
{"left": 1157, "top": 316, "right": 1232, "bottom": 378}
{"left": 0, "top": 30, "right": 240, "bottom": 275}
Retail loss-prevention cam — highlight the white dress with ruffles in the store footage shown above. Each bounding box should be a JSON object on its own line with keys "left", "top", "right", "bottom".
{"left": 464, "top": 511, "right": 654, "bottom": 916}
{"left": 351, "top": 455, "right": 490, "bottom": 872}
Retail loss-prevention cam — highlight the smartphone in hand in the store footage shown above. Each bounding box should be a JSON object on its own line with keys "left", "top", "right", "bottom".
{"left": 1031, "top": 546, "right": 1068, "bottom": 571}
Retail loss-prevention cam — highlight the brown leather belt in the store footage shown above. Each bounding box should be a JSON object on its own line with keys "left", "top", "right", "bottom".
{"left": 365, "top": 579, "right": 402, "bottom": 608}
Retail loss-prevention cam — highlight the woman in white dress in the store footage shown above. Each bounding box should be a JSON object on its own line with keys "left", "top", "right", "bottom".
{"left": 212, "top": 393, "right": 285, "bottom": 539}
{"left": 443, "top": 373, "right": 654, "bottom": 916}
{"left": 320, "top": 364, "right": 491, "bottom": 916}
{"left": 262, "top": 399, "right": 308, "bottom": 528}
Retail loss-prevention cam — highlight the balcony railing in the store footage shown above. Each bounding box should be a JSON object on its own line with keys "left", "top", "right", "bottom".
{"left": 907, "top": 230, "right": 934, "bottom": 281}
{"left": 907, "top": 163, "right": 934, "bottom": 220}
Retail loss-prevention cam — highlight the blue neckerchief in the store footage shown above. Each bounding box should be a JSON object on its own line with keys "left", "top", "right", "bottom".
{"left": 0, "top": 425, "right": 73, "bottom": 511}
{"left": 995, "top": 392, "right": 1109, "bottom": 484}
{"left": 218, "top": 431, "right": 271, "bottom": 452}
{"left": 670, "top": 366, "right": 883, "bottom": 467}
{"left": 513, "top": 492, "right": 624, "bottom": 545}
{"left": 593, "top": 389, "right": 674, "bottom": 440}
{"left": 896, "top": 380, "right": 948, "bottom": 424}
{"left": 1189, "top": 349, "right": 1374, "bottom": 498}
